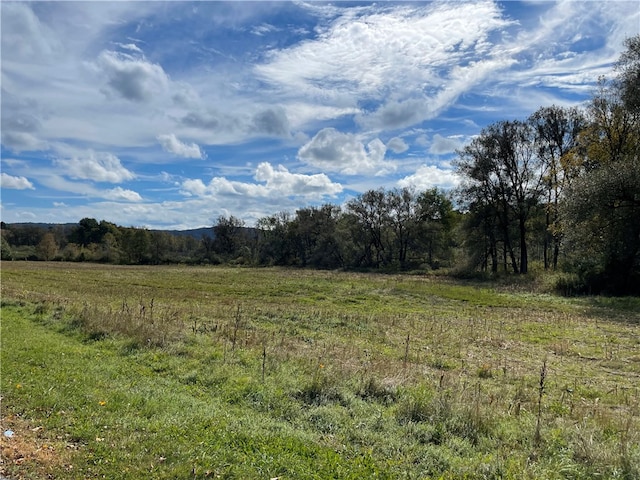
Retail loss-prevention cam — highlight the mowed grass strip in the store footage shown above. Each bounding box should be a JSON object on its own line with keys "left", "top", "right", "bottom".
{"left": 1, "top": 306, "right": 386, "bottom": 479}
{"left": 1, "top": 262, "right": 639, "bottom": 479}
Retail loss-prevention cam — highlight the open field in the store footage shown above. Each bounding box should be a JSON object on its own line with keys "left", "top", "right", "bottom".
{"left": 1, "top": 262, "right": 639, "bottom": 479}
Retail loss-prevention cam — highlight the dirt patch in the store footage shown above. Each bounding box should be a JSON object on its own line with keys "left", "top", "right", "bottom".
{"left": 1, "top": 413, "right": 78, "bottom": 479}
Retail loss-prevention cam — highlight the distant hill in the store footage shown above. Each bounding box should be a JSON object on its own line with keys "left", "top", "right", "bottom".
{"left": 156, "top": 227, "right": 213, "bottom": 239}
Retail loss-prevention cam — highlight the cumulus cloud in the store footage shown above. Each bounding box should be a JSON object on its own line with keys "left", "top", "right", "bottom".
{"left": 157, "top": 133, "right": 204, "bottom": 159}
{"left": 54, "top": 150, "right": 136, "bottom": 183}
{"left": 386, "top": 137, "right": 409, "bottom": 154}
{"left": 180, "top": 162, "right": 342, "bottom": 201}
{"left": 1, "top": 173, "right": 35, "bottom": 190}
{"left": 95, "top": 50, "right": 169, "bottom": 102}
{"left": 298, "top": 128, "right": 395, "bottom": 175}
{"left": 254, "top": 162, "right": 342, "bottom": 198}
{"left": 251, "top": 107, "right": 290, "bottom": 137}
{"left": 397, "top": 164, "right": 460, "bottom": 190}
{"left": 103, "top": 186, "right": 143, "bottom": 202}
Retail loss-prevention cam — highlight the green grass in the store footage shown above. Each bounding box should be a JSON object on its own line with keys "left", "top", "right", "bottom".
{"left": 1, "top": 262, "right": 639, "bottom": 479}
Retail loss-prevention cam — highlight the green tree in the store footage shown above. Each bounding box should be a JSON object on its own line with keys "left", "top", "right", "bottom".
{"left": 415, "top": 188, "right": 456, "bottom": 268}
{"left": 256, "top": 212, "right": 294, "bottom": 266}
{"left": 616, "top": 35, "right": 640, "bottom": 113}
{"left": 120, "top": 228, "right": 151, "bottom": 264}
{"left": 1, "top": 235, "right": 13, "bottom": 260}
{"left": 529, "top": 106, "right": 586, "bottom": 269}
{"left": 289, "top": 204, "right": 344, "bottom": 269}
{"left": 70, "top": 218, "right": 101, "bottom": 247}
{"left": 456, "top": 120, "right": 543, "bottom": 274}
{"left": 386, "top": 187, "right": 419, "bottom": 269}
{"left": 212, "top": 215, "right": 249, "bottom": 262}
{"left": 346, "top": 189, "right": 390, "bottom": 268}
{"left": 36, "top": 232, "right": 59, "bottom": 260}
{"left": 560, "top": 37, "right": 640, "bottom": 293}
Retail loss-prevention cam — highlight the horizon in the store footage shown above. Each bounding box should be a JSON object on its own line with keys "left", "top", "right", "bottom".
{"left": 2, "top": 1, "right": 639, "bottom": 229}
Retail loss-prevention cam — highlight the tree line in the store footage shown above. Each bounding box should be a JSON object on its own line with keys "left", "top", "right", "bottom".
{"left": 2, "top": 36, "right": 638, "bottom": 294}
{"left": 0, "top": 187, "right": 457, "bottom": 271}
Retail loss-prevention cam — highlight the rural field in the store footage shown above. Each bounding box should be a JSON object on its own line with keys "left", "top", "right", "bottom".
{"left": 1, "top": 262, "right": 639, "bottom": 479}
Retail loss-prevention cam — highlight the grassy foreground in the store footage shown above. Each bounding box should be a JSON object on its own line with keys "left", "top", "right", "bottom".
{"left": 1, "top": 262, "right": 639, "bottom": 479}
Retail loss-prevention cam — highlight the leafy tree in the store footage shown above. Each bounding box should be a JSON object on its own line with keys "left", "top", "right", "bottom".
{"left": 561, "top": 37, "right": 640, "bottom": 293}
{"left": 256, "top": 212, "right": 295, "bottom": 266}
{"left": 415, "top": 188, "right": 456, "bottom": 268}
{"left": 289, "top": 205, "right": 344, "bottom": 268}
{"left": 561, "top": 157, "right": 640, "bottom": 293}
{"left": 36, "top": 232, "right": 59, "bottom": 260}
{"left": 120, "top": 227, "right": 151, "bottom": 264}
{"left": 456, "top": 120, "right": 543, "bottom": 274}
{"left": 346, "top": 189, "right": 391, "bottom": 268}
{"left": 386, "top": 187, "right": 419, "bottom": 268}
{"left": 212, "top": 215, "right": 248, "bottom": 261}
{"left": 1, "top": 235, "right": 13, "bottom": 260}
{"left": 616, "top": 34, "right": 640, "bottom": 113}
{"left": 529, "top": 106, "right": 586, "bottom": 269}
{"left": 70, "top": 218, "right": 101, "bottom": 246}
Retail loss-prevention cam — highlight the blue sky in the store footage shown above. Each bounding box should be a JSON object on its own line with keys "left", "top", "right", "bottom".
{"left": 2, "top": 1, "right": 638, "bottom": 229}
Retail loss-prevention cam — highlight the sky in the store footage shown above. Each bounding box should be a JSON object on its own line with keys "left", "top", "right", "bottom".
{"left": 1, "top": 1, "right": 638, "bottom": 230}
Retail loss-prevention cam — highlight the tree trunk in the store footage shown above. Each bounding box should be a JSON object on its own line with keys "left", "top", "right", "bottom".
{"left": 519, "top": 215, "right": 528, "bottom": 274}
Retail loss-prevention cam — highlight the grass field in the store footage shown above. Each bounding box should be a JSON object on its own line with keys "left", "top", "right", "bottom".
{"left": 1, "top": 262, "right": 639, "bottom": 479}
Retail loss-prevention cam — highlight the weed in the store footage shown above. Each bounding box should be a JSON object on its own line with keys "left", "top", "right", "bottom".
{"left": 534, "top": 358, "right": 548, "bottom": 447}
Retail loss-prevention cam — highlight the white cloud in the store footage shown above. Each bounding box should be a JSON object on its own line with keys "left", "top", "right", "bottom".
{"left": 257, "top": 2, "right": 514, "bottom": 129}
{"left": 0, "top": 3, "right": 61, "bottom": 63}
{"left": 103, "top": 187, "right": 143, "bottom": 202}
{"left": 254, "top": 162, "right": 343, "bottom": 198}
{"left": 1, "top": 173, "right": 35, "bottom": 190}
{"left": 54, "top": 150, "right": 136, "bottom": 183}
{"left": 429, "top": 134, "right": 464, "bottom": 155}
{"left": 387, "top": 137, "right": 409, "bottom": 154}
{"left": 157, "top": 133, "right": 204, "bottom": 159}
{"left": 397, "top": 164, "right": 460, "bottom": 191}
{"left": 0, "top": 97, "right": 49, "bottom": 152}
{"left": 298, "top": 128, "right": 395, "bottom": 175}
{"left": 115, "top": 42, "right": 143, "bottom": 54}
{"left": 95, "top": 50, "right": 170, "bottom": 103}
{"left": 251, "top": 107, "right": 290, "bottom": 137}
{"left": 415, "top": 134, "right": 429, "bottom": 147}
{"left": 251, "top": 23, "right": 278, "bottom": 36}
{"left": 180, "top": 162, "right": 342, "bottom": 201}
{"left": 1, "top": 131, "right": 48, "bottom": 152}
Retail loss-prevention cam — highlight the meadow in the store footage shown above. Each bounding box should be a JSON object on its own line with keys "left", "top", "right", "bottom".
{"left": 1, "top": 262, "right": 639, "bottom": 479}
